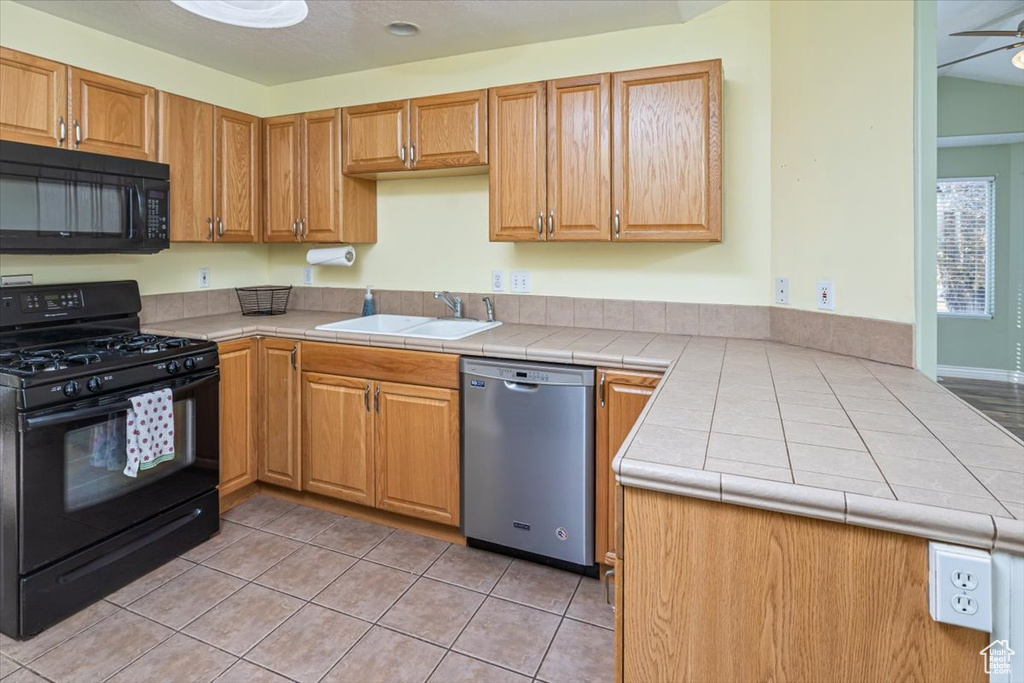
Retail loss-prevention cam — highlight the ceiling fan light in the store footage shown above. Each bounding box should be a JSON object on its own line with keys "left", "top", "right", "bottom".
{"left": 1013, "top": 49, "right": 1024, "bottom": 70}
{"left": 171, "top": 0, "right": 308, "bottom": 29}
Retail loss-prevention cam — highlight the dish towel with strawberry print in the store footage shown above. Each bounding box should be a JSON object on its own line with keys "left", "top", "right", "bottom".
{"left": 123, "top": 388, "right": 175, "bottom": 478}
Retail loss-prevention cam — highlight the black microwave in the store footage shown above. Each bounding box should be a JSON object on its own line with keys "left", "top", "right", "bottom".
{"left": 0, "top": 140, "right": 170, "bottom": 254}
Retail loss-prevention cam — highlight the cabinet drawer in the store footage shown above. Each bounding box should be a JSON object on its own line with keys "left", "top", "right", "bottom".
{"left": 302, "top": 342, "right": 459, "bottom": 389}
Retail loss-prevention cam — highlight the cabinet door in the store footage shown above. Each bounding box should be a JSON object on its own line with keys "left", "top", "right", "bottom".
{"left": 488, "top": 83, "right": 546, "bottom": 242}
{"left": 263, "top": 114, "right": 302, "bottom": 243}
{"left": 342, "top": 100, "right": 409, "bottom": 174}
{"left": 218, "top": 339, "right": 258, "bottom": 497}
{"left": 301, "top": 108, "right": 342, "bottom": 242}
{"left": 69, "top": 67, "right": 156, "bottom": 160}
{"left": 0, "top": 47, "right": 68, "bottom": 148}
{"left": 596, "top": 369, "right": 660, "bottom": 565}
{"left": 409, "top": 90, "right": 487, "bottom": 170}
{"left": 259, "top": 338, "right": 301, "bottom": 490}
{"left": 375, "top": 382, "right": 460, "bottom": 526}
{"left": 612, "top": 61, "right": 722, "bottom": 242}
{"left": 302, "top": 372, "right": 374, "bottom": 505}
{"left": 159, "top": 93, "right": 215, "bottom": 242}
{"left": 214, "top": 107, "right": 261, "bottom": 242}
{"left": 547, "top": 75, "right": 611, "bottom": 241}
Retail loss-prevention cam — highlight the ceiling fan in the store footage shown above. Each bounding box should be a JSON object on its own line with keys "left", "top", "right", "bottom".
{"left": 939, "top": 19, "right": 1024, "bottom": 69}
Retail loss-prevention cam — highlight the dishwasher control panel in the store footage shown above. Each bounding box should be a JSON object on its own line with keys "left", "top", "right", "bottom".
{"left": 498, "top": 367, "right": 550, "bottom": 383}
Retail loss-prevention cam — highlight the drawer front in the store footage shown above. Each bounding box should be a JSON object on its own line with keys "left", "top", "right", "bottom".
{"left": 302, "top": 342, "right": 460, "bottom": 389}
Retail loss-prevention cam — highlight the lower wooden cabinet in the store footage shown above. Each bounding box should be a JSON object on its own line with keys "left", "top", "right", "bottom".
{"left": 596, "top": 368, "right": 661, "bottom": 566}
{"left": 259, "top": 338, "right": 302, "bottom": 490}
{"left": 218, "top": 339, "right": 258, "bottom": 496}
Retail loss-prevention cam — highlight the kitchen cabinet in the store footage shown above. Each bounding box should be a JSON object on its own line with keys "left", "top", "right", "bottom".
{"left": 0, "top": 47, "right": 67, "bottom": 148}
{"left": 612, "top": 60, "right": 722, "bottom": 242}
{"left": 302, "top": 372, "right": 375, "bottom": 505}
{"left": 158, "top": 94, "right": 260, "bottom": 242}
{"left": 1, "top": 48, "right": 156, "bottom": 161}
{"left": 617, "top": 488, "right": 986, "bottom": 683}
{"left": 488, "top": 82, "right": 547, "bottom": 241}
{"left": 375, "top": 382, "right": 460, "bottom": 526}
{"left": 259, "top": 338, "right": 302, "bottom": 490}
{"left": 264, "top": 109, "right": 377, "bottom": 243}
{"left": 342, "top": 90, "right": 486, "bottom": 175}
{"left": 218, "top": 339, "right": 258, "bottom": 497}
{"left": 595, "top": 368, "right": 660, "bottom": 567}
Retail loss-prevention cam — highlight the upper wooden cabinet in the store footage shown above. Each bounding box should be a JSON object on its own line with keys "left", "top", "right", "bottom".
{"left": 264, "top": 109, "right": 377, "bottom": 243}
{"left": 1, "top": 48, "right": 156, "bottom": 161}
{"left": 70, "top": 68, "right": 156, "bottom": 160}
{"left": 612, "top": 60, "right": 722, "bottom": 242}
{"left": 159, "top": 94, "right": 260, "bottom": 243}
{"left": 0, "top": 47, "right": 68, "bottom": 148}
{"left": 343, "top": 90, "right": 487, "bottom": 176}
{"left": 489, "top": 83, "right": 546, "bottom": 242}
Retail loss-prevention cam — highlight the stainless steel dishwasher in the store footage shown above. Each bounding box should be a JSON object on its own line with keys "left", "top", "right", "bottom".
{"left": 461, "top": 357, "right": 595, "bottom": 574}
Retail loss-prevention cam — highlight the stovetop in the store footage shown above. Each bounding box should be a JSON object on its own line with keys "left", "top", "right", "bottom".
{"left": 0, "top": 334, "right": 199, "bottom": 377}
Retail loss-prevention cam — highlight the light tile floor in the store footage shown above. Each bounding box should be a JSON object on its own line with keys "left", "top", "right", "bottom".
{"left": 0, "top": 496, "right": 614, "bottom": 683}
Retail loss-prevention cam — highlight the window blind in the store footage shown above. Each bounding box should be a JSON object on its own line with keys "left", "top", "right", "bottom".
{"left": 936, "top": 178, "right": 994, "bottom": 318}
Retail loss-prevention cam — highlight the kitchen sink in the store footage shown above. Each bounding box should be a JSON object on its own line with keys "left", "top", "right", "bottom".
{"left": 315, "top": 314, "right": 502, "bottom": 340}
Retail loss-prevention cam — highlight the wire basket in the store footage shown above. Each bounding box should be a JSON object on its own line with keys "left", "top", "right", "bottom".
{"left": 235, "top": 285, "right": 292, "bottom": 316}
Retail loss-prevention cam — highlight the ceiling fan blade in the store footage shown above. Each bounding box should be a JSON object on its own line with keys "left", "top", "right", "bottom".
{"left": 938, "top": 41, "right": 1024, "bottom": 68}
{"left": 951, "top": 30, "right": 1020, "bottom": 37}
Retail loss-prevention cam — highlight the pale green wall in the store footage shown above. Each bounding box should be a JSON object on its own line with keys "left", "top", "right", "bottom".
{"left": 936, "top": 144, "right": 1024, "bottom": 374}
{"left": 938, "top": 77, "right": 1024, "bottom": 138}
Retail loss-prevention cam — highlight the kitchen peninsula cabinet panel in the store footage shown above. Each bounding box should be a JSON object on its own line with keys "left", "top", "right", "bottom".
{"left": 612, "top": 60, "right": 722, "bottom": 242}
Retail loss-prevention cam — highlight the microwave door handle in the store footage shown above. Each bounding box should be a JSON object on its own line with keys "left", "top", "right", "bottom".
{"left": 129, "top": 184, "right": 144, "bottom": 240}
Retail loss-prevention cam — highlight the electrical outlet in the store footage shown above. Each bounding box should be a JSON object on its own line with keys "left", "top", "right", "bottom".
{"left": 775, "top": 277, "right": 790, "bottom": 305}
{"left": 816, "top": 279, "right": 835, "bottom": 311}
{"left": 491, "top": 270, "right": 505, "bottom": 292}
{"left": 197, "top": 268, "right": 210, "bottom": 288}
{"left": 510, "top": 270, "right": 531, "bottom": 294}
{"left": 929, "top": 542, "right": 992, "bottom": 631}
{"left": 303, "top": 266, "right": 314, "bottom": 286}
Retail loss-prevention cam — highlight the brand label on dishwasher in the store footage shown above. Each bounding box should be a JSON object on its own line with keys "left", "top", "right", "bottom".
{"left": 513, "top": 521, "right": 530, "bottom": 531}
{"left": 470, "top": 379, "right": 486, "bottom": 388}
{"left": 556, "top": 527, "right": 568, "bottom": 541}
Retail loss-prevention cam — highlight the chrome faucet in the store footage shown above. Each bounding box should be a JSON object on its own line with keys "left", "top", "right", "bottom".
{"left": 482, "top": 296, "right": 495, "bottom": 323}
{"left": 434, "top": 291, "right": 462, "bottom": 318}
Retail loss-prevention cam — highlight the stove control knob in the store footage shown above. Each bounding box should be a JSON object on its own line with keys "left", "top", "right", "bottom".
{"left": 86, "top": 376, "right": 103, "bottom": 393}
{"left": 166, "top": 360, "right": 180, "bottom": 375}
{"left": 183, "top": 357, "right": 196, "bottom": 372}
{"left": 63, "top": 380, "right": 81, "bottom": 397}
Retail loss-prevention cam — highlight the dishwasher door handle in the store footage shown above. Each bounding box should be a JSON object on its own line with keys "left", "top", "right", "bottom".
{"left": 503, "top": 380, "right": 540, "bottom": 392}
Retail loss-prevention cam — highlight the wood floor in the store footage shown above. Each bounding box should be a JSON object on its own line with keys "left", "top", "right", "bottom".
{"left": 938, "top": 377, "right": 1024, "bottom": 440}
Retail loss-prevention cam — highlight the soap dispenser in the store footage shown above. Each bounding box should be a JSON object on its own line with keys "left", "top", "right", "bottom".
{"left": 362, "top": 286, "right": 375, "bottom": 316}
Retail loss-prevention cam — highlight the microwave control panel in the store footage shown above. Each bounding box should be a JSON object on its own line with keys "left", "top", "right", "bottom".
{"left": 21, "top": 288, "right": 83, "bottom": 312}
{"left": 145, "top": 189, "right": 168, "bottom": 240}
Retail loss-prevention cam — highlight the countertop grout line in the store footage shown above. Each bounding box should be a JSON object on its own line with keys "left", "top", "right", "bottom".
{"left": 699, "top": 341, "right": 726, "bottom": 471}
{"left": 761, "top": 341, "right": 795, "bottom": 484}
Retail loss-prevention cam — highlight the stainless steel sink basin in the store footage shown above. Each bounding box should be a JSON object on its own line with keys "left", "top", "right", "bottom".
{"left": 315, "top": 314, "right": 502, "bottom": 340}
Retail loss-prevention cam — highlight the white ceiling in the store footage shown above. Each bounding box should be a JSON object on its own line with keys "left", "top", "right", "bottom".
{"left": 938, "top": 0, "right": 1024, "bottom": 86}
{"left": 12, "top": 0, "right": 726, "bottom": 86}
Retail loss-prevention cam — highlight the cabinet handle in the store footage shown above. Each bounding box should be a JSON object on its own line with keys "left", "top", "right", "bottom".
{"left": 547, "top": 209, "right": 554, "bottom": 237}
{"left": 363, "top": 383, "right": 371, "bottom": 412}
{"left": 410, "top": 144, "right": 416, "bottom": 165}
{"left": 399, "top": 145, "right": 406, "bottom": 163}
{"left": 72, "top": 119, "right": 81, "bottom": 149}
{"left": 613, "top": 209, "right": 620, "bottom": 239}
{"left": 206, "top": 217, "right": 214, "bottom": 241}
{"left": 217, "top": 217, "right": 224, "bottom": 237}
{"left": 374, "top": 385, "right": 381, "bottom": 413}
{"left": 299, "top": 218, "right": 306, "bottom": 239}
{"left": 605, "top": 569, "right": 615, "bottom": 605}
{"left": 57, "top": 116, "right": 66, "bottom": 147}
{"left": 599, "top": 372, "right": 606, "bottom": 407}
{"left": 289, "top": 344, "right": 297, "bottom": 370}
{"left": 536, "top": 212, "right": 543, "bottom": 236}
{"left": 291, "top": 220, "right": 298, "bottom": 238}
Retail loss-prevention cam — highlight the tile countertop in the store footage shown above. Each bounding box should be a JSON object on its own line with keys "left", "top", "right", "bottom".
{"left": 145, "top": 311, "right": 1024, "bottom": 555}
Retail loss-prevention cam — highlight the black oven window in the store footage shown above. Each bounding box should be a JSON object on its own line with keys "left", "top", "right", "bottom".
{"left": 0, "top": 175, "right": 128, "bottom": 236}
{"left": 64, "top": 398, "right": 197, "bottom": 511}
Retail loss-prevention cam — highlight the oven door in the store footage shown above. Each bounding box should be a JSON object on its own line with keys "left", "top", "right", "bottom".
{"left": 17, "top": 370, "right": 219, "bottom": 573}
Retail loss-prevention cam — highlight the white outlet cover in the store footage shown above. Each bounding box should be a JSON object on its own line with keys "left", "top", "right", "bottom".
{"left": 929, "top": 542, "right": 992, "bottom": 631}
{"left": 303, "top": 266, "right": 314, "bottom": 286}
{"left": 511, "top": 270, "right": 531, "bottom": 294}
{"left": 775, "top": 277, "right": 790, "bottom": 305}
{"left": 491, "top": 270, "right": 505, "bottom": 292}
{"left": 816, "top": 279, "right": 835, "bottom": 311}
{"left": 198, "top": 267, "right": 210, "bottom": 288}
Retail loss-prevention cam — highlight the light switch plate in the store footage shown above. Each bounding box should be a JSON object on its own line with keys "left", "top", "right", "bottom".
{"left": 197, "top": 268, "right": 210, "bottom": 288}
{"left": 775, "top": 277, "right": 790, "bottom": 305}
{"left": 511, "top": 270, "right": 530, "bottom": 294}
{"left": 303, "top": 266, "right": 314, "bottom": 286}
{"left": 929, "top": 542, "right": 992, "bottom": 631}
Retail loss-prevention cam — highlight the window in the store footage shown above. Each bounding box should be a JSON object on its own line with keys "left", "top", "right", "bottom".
{"left": 936, "top": 178, "right": 994, "bottom": 318}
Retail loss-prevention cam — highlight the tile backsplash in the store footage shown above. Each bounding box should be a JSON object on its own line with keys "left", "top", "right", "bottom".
{"left": 141, "top": 286, "right": 914, "bottom": 367}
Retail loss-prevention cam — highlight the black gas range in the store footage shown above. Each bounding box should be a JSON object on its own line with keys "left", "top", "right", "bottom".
{"left": 0, "top": 281, "right": 220, "bottom": 639}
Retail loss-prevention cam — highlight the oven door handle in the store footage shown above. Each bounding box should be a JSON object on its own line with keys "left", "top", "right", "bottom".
{"left": 23, "top": 371, "right": 218, "bottom": 430}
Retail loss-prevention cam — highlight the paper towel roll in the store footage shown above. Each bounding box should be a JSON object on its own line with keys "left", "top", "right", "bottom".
{"left": 306, "top": 246, "right": 356, "bottom": 267}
